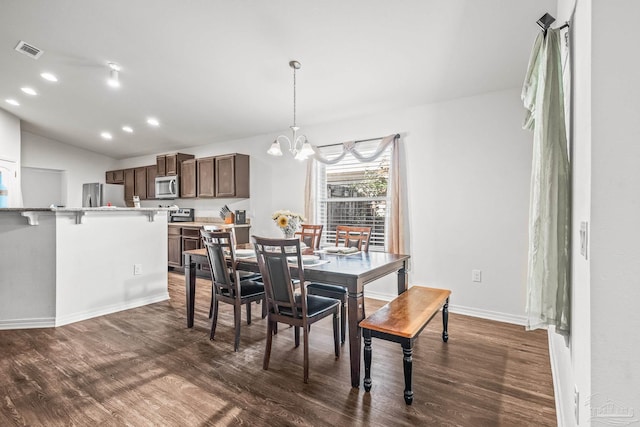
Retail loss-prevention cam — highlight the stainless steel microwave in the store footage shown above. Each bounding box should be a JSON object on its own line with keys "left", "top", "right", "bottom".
{"left": 155, "top": 175, "right": 179, "bottom": 199}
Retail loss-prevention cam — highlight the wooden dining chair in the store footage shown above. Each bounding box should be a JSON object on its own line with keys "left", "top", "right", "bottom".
{"left": 294, "top": 224, "right": 324, "bottom": 250}
{"left": 253, "top": 235, "right": 340, "bottom": 383}
{"left": 334, "top": 225, "right": 371, "bottom": 251}
{"left": 306, "top": 225, "right": 372, "bottom": 343}
{"left": 201, "top": 230, "right": 266, "bottom": 352}
{"left": 202, "top": 225, "right": 261, "bottom": 319}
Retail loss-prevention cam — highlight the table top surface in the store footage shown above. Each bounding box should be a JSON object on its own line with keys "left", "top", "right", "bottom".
{"left": 185, "top": 247, "right": 410, "bottom": 278}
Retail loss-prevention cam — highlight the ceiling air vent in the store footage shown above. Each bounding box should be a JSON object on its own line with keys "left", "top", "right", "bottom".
{"left": 14, "top": 41, "right": 43, "bottom": 59}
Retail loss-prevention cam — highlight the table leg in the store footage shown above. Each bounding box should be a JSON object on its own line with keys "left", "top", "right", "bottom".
{"left": 185, "top": 253, "right": 196, "bottom": 328}
{"left": 348, "top": 290, "right": 365, "bottom": 388}
{"left": 397, "top": 261, "right": 408, "bottom": 295}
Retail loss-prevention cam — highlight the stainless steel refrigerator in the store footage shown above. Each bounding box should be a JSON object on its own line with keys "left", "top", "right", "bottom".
{"left": 82, "top": 183, "right": 126, "bottom": 207}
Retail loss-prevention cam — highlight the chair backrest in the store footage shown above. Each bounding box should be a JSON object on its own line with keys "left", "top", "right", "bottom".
{"left": 202, "top": 224, "right": 237, "bottom": 246}
{"left": 295, "top": 224, "right": 324, "bottom": 249}
{"left": 253, "top": 236, "right": 307, "bottom": 319}
{"left": 201, "top": 230, "right": 240, "bottom": 299}
{"left": 334, "top": 225, "right": 372, "bottom": 252}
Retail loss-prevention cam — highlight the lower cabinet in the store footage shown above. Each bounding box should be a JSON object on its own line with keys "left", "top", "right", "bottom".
{"left": 167, "top": 224, "right": 250, "bottom": 271}
{"left": 168, "top": 226, "right": 182, "bottom": 267}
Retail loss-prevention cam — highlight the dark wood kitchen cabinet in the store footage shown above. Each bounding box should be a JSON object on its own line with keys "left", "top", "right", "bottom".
{"left": 124, "top": 168, "right": 135, "bottom": 207}
{"left": 168, "top": 225, "right": 182, "bottom": 267}
{"left": 146, "top": 165, "right": 157, "bottom": 199}
{"left": 105, "top": 169, "right": 124, "bottom": 184}
{"left": 180, "top": 159, "right": 197, "bottom": 198}
{"left": 134, "top": 167, "right": 147, "bottom": 200}
{"left": 215, "top": 154, "right": 249, "bottom": 198}
{"left": 156, "top": 153, "right": 194, "bottom": 177}
{"left": 197, "top": 157, "right": 215, "bottom": 198}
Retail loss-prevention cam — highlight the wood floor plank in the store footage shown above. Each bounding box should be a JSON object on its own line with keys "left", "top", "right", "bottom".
{"left": 0, "top": 272, "right": 556, "bottom": 426}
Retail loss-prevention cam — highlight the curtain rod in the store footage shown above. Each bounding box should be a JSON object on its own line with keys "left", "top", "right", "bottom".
{"left": 537, "top": 12, "right": 570, "bottom": 32}
{"left": 317, "top": 133, "right": 400, "bottom": 149}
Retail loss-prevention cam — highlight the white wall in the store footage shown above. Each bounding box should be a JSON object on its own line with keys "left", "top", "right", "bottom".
{"left": 0, "top": 108, "right": 20, "bottom": 162}
{"left": 590, "top": 0, "right": 640, "bottom": 422}
{"left": 0, "top": 108, "right": 22, "bottom": 207}
{"left": 121, "top": 88, "right": 533, "bottom": 320}
{"left": 21, "top": 131, "right": 118, "bottom": 207}
{"left": 21, "top": 167, "right": 64, "bottom": 207}
{"left": 551, "top": 1, "right": 592, "bottom": 426}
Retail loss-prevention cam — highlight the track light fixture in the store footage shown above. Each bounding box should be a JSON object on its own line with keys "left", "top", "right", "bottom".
{"left": 107, "top": 62, "right": 121, "bottom": 88}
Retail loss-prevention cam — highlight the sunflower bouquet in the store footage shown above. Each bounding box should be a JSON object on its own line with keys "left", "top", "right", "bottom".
{"left": 272, "top": 210, "right": 305, "bottom": 238}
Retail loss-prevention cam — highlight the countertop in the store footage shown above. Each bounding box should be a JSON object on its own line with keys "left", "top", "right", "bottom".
{"left": 168, "top": 221, "right": 251, "bottom": 228}
{"left": 0, "top": 207, "right": 173, "bottom": 212}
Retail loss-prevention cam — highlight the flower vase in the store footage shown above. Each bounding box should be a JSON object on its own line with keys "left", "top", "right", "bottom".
{"left": 282, "top": 229, "right": 296, "bottom": 239}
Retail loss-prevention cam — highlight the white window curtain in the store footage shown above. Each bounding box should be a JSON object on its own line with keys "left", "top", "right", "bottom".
{"left": 304, "top": 134, "right": 407, "bottom": 254}
{"left": 521, "top": 28, "right": 570, "bottom": 334}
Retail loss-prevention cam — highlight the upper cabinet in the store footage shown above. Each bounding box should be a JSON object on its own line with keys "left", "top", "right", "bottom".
{"left": 216, "top": 154, "right": 249, "bottom": 198}
{"left": 107, "top": 152, "right": 249, "bottom": 202}
{"left": 180, "top": 159, "right": 197, "bottom": 198}
{"left": 156, "top": 153, "right": 194, "bottom": 177}
{"left": 105, "top": 169, "right": 124, "bottom": 184}
{"left": 134, "top": 167, "right": 147, "bottom": 200}
{"left": 146, "top": 165, "right": 157, "bottom": 199}
{"left": 124, "top": 168, "right": 135, "bottom": 207}
{"left": 197, "top": 157, "right": 215, "bottom": 198}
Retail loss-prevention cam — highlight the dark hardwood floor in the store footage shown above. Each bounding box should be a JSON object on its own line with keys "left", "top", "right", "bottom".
{"left": 0, "top": 273, "right": 556, "bottom": 426}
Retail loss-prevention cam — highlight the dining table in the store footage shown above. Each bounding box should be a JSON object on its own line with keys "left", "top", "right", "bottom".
{"left": 183, "top": 246, "right": 410, "bottom": 388}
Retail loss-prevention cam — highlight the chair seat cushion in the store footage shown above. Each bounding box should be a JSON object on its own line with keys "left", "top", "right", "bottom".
{"left": 220, "top": 280, "right": 264, "bottom": 298}
{"left": 278, "top": 294, "right": 339, "bottom": 318}
{"left": 307, "top": 283, "right": 347, "bottom": 295}
{"left": 232, "top": 272, "right": 262, "bottom": 281}
{"left": 305, "top": 294, "right": 340, "bottom": 316}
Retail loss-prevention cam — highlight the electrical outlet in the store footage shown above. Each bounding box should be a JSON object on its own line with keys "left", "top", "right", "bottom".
{"left": 134, "top": 264, "right": 142, "bottom": 275}
{"left": 472, "top": 269, "right": 482, "bottom": 283}
{"left": 574, "top": 385, "right": 579, "bottom": 424}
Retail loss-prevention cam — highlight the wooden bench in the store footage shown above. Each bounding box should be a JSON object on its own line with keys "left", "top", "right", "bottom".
{"left": 359, "top": 286, "right": 451, "bottom": 405}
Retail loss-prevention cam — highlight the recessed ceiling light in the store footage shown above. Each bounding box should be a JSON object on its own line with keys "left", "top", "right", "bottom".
{"left": 21, "top": 87, "right": 37, "bottom": 96}
{"left": 40, "top": 72, "right": 58, "bottom": 82}
{"left": 5, "top": 99, "right": 20, "bottom": 106}
{"left": 122, "top": 126, "right": 133, "bottom": 133}
{"left": 147, "top": 117, "right": 160, "bottom": 127}
{"left": 100, "top": 132, "right": 113, "bottom": 140}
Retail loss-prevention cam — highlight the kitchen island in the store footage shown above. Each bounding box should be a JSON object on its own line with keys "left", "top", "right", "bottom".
{"left": 0, "top": 207, "right": 171, "bottom": 329}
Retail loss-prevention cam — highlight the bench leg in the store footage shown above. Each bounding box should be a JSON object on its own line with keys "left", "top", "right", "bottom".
{"left": 363, "top": 329, "right": 372, "bottom": 392}
{"left": 402, "top": 343, "right": 413, "bottom": 405}
{"left": 442, "top": 297, "right": 449, "bottom": 343}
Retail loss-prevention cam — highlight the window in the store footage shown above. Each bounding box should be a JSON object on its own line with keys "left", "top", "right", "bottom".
{"left": 315, "top": 141, "right": 391, "bottom": 251}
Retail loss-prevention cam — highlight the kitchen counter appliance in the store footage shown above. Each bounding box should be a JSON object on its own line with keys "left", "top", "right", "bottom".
{"left": 169, "top": 208, "right": 194, "bottom": 223}
{"left": 156, "top": 175, "right": 179, "bottom": 199}
{"left": 82, "top": 183, "right": 125, "bottom": 207}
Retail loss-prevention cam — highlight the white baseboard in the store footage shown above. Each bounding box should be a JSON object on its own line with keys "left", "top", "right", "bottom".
{"left": 548, "top": 326, "right": 570, "bottom": 427}
{"left": 55, "top": 292, "right": 170, "bottom": 327}
{"left": 449, "top": 304, "right": 527, "bottom": 325}
{"left": 0, "top": 317, "right": 56, "bottom": 330}
{"left": 364, "top": 291, "right": 526, "bottom": 326}
{"left": 0, "top": 292, "right": 169, "bottom": 330}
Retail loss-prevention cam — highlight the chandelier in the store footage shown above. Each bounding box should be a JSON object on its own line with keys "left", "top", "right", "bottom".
{"left": 267, "top": 60, "right": 314, "bottom": 161}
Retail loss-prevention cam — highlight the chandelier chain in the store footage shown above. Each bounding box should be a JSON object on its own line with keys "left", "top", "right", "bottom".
{"left": 292, "top": 65, "right": 297, "bottom": 127}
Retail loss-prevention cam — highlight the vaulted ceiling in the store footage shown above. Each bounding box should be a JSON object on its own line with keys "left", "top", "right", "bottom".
{"left": 0, "top": 0, "right": 556, "bottom": 159}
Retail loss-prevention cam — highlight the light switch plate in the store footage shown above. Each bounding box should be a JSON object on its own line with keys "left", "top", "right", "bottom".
{"left": 580, "top": 222, "right": 588, "bottom": 260}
